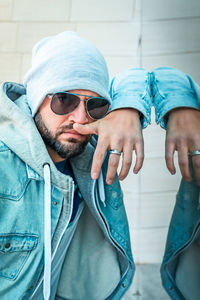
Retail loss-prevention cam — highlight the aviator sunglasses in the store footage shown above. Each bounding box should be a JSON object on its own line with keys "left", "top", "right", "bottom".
{"left": 48, "top": 92, "right": 110, "bottom": 120}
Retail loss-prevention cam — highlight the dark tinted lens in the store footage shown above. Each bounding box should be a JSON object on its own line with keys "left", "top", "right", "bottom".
{"left": 87, "top": 98, "right": 110, "bottom": 119}
{"left": 50, "top": 93, "right": 80, "bottom": 115}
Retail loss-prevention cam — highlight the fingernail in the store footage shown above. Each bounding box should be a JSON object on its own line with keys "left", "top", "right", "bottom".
{"left": 185, "top": 177, "right": 192, "bottom": 182}
{"left": 170, "top": 169, "right": 176, "bottom": 174}
{"left": 92, "top": 173, "right": 98, "bottom": 180}
{"left": 107, "top": 180, "right": 112, "bottom": 185}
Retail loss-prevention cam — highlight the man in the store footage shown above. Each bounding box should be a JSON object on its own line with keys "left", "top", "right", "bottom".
{"left": 1, "top": 30, "right": 199, "bottom": 300}
{"left": 0, "top": 31, "right": 149, "bottom": 300}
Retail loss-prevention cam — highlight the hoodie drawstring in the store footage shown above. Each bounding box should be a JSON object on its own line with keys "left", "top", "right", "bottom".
{"left": 98, "top": 171, "right": 106, "bottom": 207}
{"left": 43, "top": 163, "right": 51, "bottom": 300}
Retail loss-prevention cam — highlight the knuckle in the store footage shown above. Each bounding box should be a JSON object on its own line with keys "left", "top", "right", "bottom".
{"left": 166, "top": 136, "right": 176, "bottom": 145}
{"left": 179, "top": 159, "right": 187, "bottom": 167}
{"left": 193, "top": 159, "right": 200, "bottom": 169}
{"left": 127, "top": 135, "right": 135, "bottom": 143}
{"left": 189, "top": 132, "right": 200, "bottom": 143}
{"left": 113, "top": 135, "right": 124, "bottom": 145}
{"left": 137, "top": 154, "right": 144, "bottom": 161}
{"left": 177, "top": 136, "right": 187, "bottom": 146}
{"left": 94, "top": 149, "right": 105, "bottom": 160}
{"left": 134, "top": 136, "right": 143, "bottom": 144}
{"left": 165, "top": 155, "right": 171, "bottom": 162}
{"left": 123, "top": 159, "right": 132, "bottom": 167}
{"left": 109, "top": 158, "right": 118, "bottom": 168}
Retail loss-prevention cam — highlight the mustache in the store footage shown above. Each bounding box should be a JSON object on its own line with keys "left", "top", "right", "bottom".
{"left": 55, "top": 124, "right": 75, "bottom": 139}
{"left": 57, "top": 123, "right": 74, "bottom": 134}
{"left": 56, "top": 123, "right": 91, "bottom": 139}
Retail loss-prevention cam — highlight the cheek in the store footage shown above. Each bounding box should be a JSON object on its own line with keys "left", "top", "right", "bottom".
{"left": 39, "top": 108, "right": 62, "bottom": 134}
{"left": 45, "top": 116, "right": 64, "bottom": 134}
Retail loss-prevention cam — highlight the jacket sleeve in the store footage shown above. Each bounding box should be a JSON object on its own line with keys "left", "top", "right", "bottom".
{"left": 152, "top": 67, "right": 200, "bottom": 129}
{"left": 108, "top": 68, "right": 152, "bottom": 129}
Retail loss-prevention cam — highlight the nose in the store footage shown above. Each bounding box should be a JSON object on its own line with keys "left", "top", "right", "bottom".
{"left": 67, "top": 100, "right": 90, "bottom": 124}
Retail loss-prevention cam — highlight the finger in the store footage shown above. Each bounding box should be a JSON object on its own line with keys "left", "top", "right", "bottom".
{"left": 191, "top": 155, "right": 200, "bottom": 185}
{"left": 133, "top": 138, "right": 144, "bottom": 174}
{"left": 106, "top": 152, "right": 121, "bottom": 185}
{"left": 118, "top": 143, "right": 133, "bottom": 180}
{"left": 73, "top": 122, "right": 98, "bottom": 135}
{"left": 177, "top": 147, "right": 192, "bottom": 182}
{"left": 91, "top": 139, "right": 108, "bottom": 180}
{"left": 165, "top": 138, "right": 176, "bottom": 174}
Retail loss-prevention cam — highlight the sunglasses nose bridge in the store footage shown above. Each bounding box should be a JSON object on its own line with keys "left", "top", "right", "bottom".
{"left": 69, "top": 99, "right": 91, "bottom": 123}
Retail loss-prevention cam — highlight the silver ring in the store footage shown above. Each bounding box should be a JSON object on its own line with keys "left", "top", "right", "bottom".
{"left": 189, "top": 150, "right": 200, "bottom": 156}
{"left": 109, "top": 149, "right": 122, "bottom": 155}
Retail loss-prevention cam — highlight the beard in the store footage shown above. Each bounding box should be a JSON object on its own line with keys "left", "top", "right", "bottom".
{"left": 34, "top": 112, "right": 91, "bottom": 159}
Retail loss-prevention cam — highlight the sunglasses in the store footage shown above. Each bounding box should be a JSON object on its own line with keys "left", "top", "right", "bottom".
{"left": 48, "top": 92, "right": 110, "bottom": 120}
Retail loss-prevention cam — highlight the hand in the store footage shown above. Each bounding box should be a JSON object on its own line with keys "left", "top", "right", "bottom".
{"left": 166, "top": 107, "right": 200, "bottom": 185}
{"left": 73, "top": 108, "right": 144, "bottom": 184}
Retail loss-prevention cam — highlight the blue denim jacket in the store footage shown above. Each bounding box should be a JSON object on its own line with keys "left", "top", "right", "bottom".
{"left": 111, "top": 66, "right": 200, "bottom": 300}
{"left": 0, "top": 82, "right": 134, "bottom": 300}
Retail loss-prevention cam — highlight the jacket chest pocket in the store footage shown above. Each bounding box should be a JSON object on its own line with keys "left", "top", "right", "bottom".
{"left": 0, "top": 148, "right": 30, "bottom": 201}
{"left": 0, "top": 234, "right": 38, "bottom": 280}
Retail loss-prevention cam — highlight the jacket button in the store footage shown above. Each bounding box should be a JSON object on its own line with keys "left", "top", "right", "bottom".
{"left": 122, "top": 283, "right": 126, "bottom": 288}
{"left": 169, "top": 286, "right": 173, "bottom": 291}
{"left": 5, "top": 243, "right": 11, "bottom": 249}
{"left": 10, "top": 272, "right": 15, "bottom": 278}
{"left": 53, "top": 201, "right": 58, "bottom": 206}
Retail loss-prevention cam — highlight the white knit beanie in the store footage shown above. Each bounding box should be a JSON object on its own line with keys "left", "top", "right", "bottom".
{"left": 23, "top": 31, "right": 111, "bottom": 116}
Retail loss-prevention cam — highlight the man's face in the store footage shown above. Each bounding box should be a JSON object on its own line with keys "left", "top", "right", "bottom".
{"left": 34, "top": 89, "right": 96, "bottom": 162}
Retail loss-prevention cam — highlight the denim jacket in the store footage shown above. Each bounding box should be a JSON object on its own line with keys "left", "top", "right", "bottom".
{"left": 0, "top": 82, "right": 135, "bottom": 300}
{"left": 111, "top": 66, "right": 200, "bottom": 300}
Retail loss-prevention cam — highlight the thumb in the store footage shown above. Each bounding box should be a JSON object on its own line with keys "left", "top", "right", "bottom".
{"left": 73, "top": 122, "right": 99, "bottom": 135}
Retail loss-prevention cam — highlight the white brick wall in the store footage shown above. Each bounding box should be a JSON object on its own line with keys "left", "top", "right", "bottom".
{"left": 0, "top": 0, "right": 12, "bottom": 20}
{"left": 17, "top": 22, "right": 76, "bottom": 53}
{"left": 142, "top": 19, "right": 200, "bottom": 56}
{"left": 142, "top": 0, "right": 200, "bottom": 20}
{"left": 77, "top": 22, "right": 140, "bottom": 56}
{"left": 143, "top": 53, "right": 200, "bottom": 83}
{"left": 0, "top": 53, "right": 21, "bottom": 82}
{"left": 0, "top": 23, "right": 18, "bottom": 52}
{"left": 0, "top": 0, "right": 199, "bottom": 272}
{"left": 70, "top": 0, "right": 134, "bottom": 21}
{"left": 13, "top": 0, "right": 71, "bottom": 21}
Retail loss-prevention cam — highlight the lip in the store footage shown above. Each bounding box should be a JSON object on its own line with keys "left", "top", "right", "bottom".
{"left": 60, "top": 130, "right": 84, "bottom": 138}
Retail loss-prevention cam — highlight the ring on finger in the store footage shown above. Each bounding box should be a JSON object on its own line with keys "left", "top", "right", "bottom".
{"left": 109, "top": 149, "right": 122, "bottom": 155}
{"left": 188, "top": 150, "right": 200, "bottom": 156}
